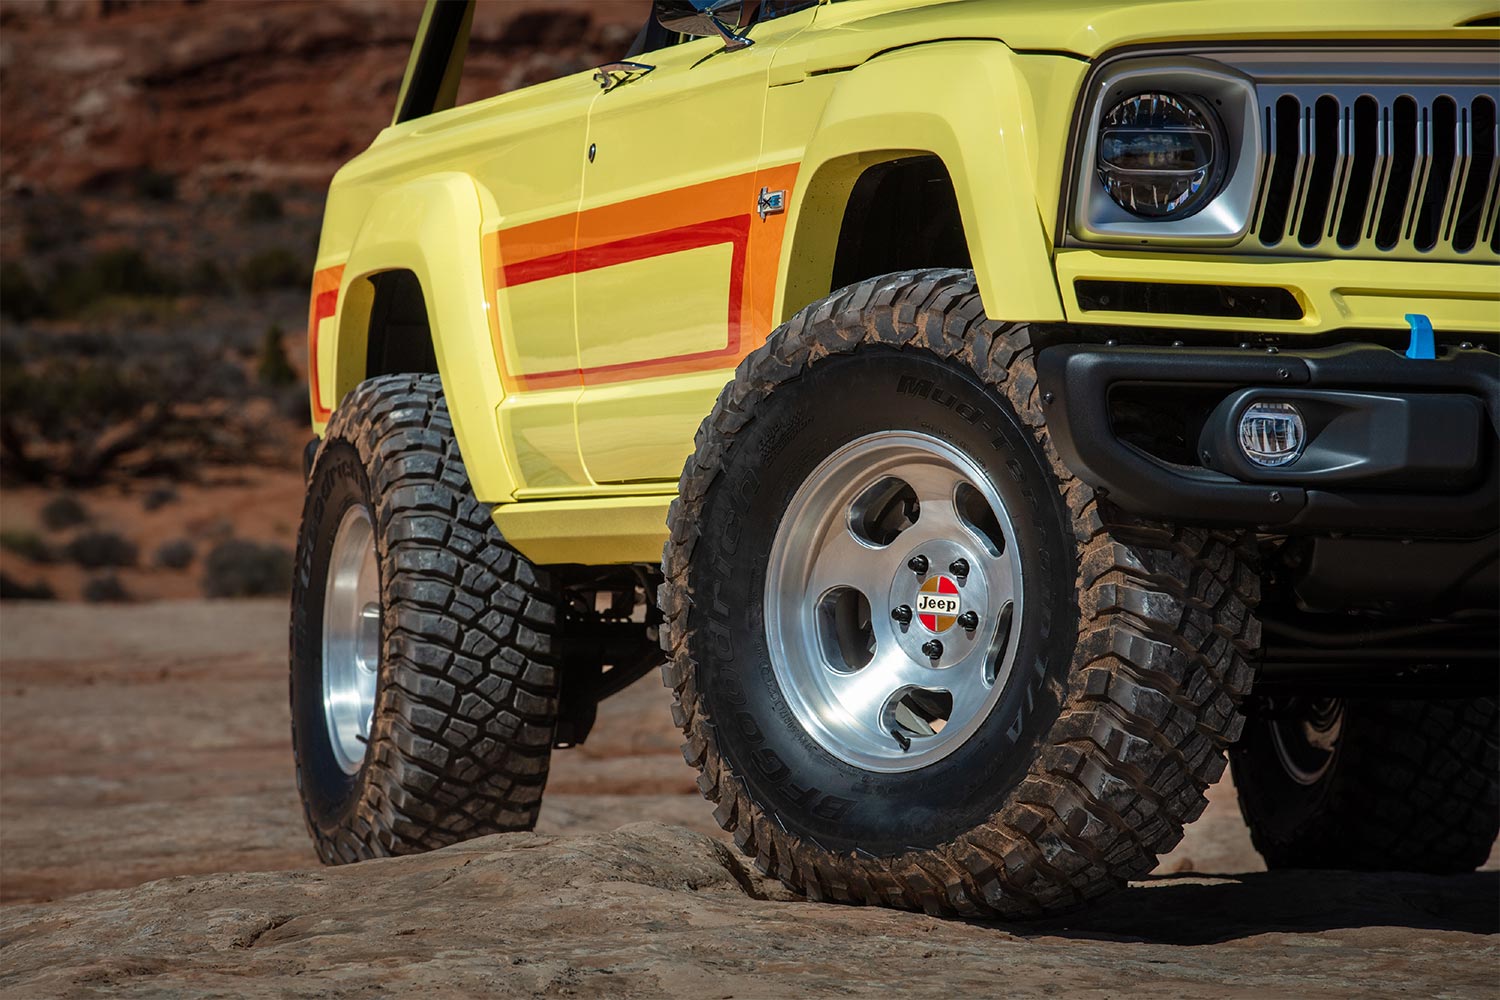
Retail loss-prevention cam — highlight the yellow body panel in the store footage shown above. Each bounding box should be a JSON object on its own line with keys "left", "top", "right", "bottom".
{"left": 305, "top": 0, "right": 1500, "bottom": 566}
{"left": 575, "top": 369, "right": 738, "bottom": 486}
{"left": 575, "top": 244, "right": 734, "bottom": 369}
{"left": 500, "top": 274, "right": 576, "bottom": 375}
{"left": 492, "top": 495, "right": 676, "bottom": 565}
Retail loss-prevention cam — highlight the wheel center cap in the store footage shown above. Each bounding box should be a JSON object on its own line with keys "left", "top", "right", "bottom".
{"left": 915, "top": 575, "right": 962, "bottom": 633}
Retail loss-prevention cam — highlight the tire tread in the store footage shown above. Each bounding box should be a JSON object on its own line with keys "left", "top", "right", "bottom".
{"left": 291, "top": 374, "right": 559, "bottom": 865}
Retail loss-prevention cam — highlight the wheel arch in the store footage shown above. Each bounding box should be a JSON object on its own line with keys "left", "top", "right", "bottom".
{"left": 775, "top": 40, "right": 1066, "bottom": 326}
{"left": 313, "top": 172, "right": 519, "bottom": 501}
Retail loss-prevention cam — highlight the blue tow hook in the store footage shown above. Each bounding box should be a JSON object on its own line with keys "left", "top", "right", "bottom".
{"left": 1404, "top": 313, "right": 1436, "bottom": 360}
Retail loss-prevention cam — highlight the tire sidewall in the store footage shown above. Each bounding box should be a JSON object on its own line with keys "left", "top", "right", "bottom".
{"left": 291, "top": 437, "right": 379, "bottom": 833}
{"left": 688, "top": 347, "right": 1077, "bottom": 856}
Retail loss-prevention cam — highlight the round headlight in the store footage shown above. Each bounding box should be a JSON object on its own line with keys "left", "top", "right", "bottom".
{"left": 1096, "top": 92, "right": 1226, "bottom": 219}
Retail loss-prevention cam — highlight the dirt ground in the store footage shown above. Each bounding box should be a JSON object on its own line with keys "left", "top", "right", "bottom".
{"left": 1, "top": 599, "right": 1495, "bottom": 997}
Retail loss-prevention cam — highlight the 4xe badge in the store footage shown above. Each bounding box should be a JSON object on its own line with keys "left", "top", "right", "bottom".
{"left": 915, "top": 575, "right": 961, "bottom": 633}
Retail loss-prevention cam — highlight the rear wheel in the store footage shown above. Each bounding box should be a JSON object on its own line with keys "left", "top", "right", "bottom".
{"left": 660, "top": 270, "right": 1261, "bottom": 917}
{"left": 290, "top": 374, "right": 561, "bottom": 864}
{"left": 1231, "top": 696, "right": 1499, "bottom": 872}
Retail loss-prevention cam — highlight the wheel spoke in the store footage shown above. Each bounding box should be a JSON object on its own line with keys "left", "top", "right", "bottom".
{"left": 980, "top": 549, "right": 1016, "bottom": 606}
{"left": 823, "top": 643, "right": 929, "bottom": 742}
{"left": 807, "top": 521, "right": 896, "bottom": 599}
{"left": 903, "top": 461, "right": 968, "bottom": 509}
{"left": 939, "top": 653, "right": 994, "bottom": 734}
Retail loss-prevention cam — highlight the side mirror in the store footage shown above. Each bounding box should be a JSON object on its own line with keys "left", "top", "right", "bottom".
{"left": 653, "top": 0, "right": 756, "bottom": 50}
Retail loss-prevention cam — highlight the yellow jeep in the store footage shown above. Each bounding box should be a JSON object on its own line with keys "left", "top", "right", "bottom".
{"left": 290, "top": 0, "right": 1500, "bottom": 914}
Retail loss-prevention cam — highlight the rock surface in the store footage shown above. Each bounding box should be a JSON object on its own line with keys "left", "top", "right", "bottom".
{"left": 1, "top": 600, "right": 1496, "bottom": 997}
{"left": 3, "top": 822, "right": 1496, "bottom": 999}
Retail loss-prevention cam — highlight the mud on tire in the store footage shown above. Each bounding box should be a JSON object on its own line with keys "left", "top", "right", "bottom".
{"left": 1231, "top": 696, "right": 1499, "bottom": 872}
{"left": 290, "top": 374, "right": 560, "bottom": 864}
{"left": 659, "top": 269, "right": 1261, "bottom": 918}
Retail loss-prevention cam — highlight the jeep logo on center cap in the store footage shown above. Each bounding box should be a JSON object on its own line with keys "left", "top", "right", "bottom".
{"left": 915, "top": 575, "right": 961, "bottom": 633}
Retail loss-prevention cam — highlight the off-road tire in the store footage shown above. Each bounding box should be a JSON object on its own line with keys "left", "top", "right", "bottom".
{"left": 290, "top": 374, "right": 560, "bottom": 864}
{"left": 659, "top": 269, "right": 1261, "bottom": 918}
{"left": 1231, "top": 696, "right": 1499, "bottom": 872}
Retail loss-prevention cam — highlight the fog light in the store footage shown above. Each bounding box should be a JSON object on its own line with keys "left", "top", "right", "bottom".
{"left": 1238, "top": 402, "right": 1305, "bottom": 467}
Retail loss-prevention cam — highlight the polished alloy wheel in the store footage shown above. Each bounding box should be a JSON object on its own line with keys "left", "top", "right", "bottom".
{"left": 1269, "top": 697, "right": 1344, "bottom": 786}
{"left": 322, "top": 504, "right": 381, "bottom": 775}
{"left": 765, "top": 431, "right": 1025, "bottom": 772}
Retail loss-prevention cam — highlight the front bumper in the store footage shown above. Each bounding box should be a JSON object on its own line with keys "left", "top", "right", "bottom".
{"left": 1036, "top": 340, "right": 1500, "bottom": 535}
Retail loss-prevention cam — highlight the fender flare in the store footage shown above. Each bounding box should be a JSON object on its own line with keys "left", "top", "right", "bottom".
{"left": 776, "top": 40, "right": 1065, "bottom": 326}
{"left": 321, "top": 172, "right": 519, "bottom": 501}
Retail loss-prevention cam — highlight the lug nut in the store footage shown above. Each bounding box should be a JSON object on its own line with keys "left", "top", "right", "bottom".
{"left": 921, "top": 639, "right": 944, "bottom": 659}
{"left": 949, "top": 558, "right": 969, "bottom": 578}
{"left": 957, "top": 610, "right": 979, "bottom": 631}
{"left": 907, "top": 554, "right": 929, "bottom": 575}
{"left": 891, "top": 605, "right": 913, "bottom": 625}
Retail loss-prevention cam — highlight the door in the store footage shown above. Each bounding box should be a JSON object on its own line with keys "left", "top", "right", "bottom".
{"left": 461, "top": 73, "right": 596, "bottom": 492}
{"left": 572, "top": 4, "right": 818, "bottom": 485}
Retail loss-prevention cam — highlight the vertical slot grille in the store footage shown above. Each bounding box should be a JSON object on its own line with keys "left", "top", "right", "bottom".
{"left": 1297, "top": 96, "right": 1343, "bottom": 246}
{"left": 1256, "top": 95, "right": 1305, "bottom": 246}
{"left": 1414, "top": 97, "right": 1458, "bottom": 251}
{"left": 1251, "top": 86, "right": 1500, "bottom": 261}
{"left": 1335, "top": 97, "right": 1381, "bottom": 248}
{"left": 1375, "top": 96, "right": 1419, "bottom": 250}
{"left": 1451, "top": 97, "right": 1495, "bottom": 252}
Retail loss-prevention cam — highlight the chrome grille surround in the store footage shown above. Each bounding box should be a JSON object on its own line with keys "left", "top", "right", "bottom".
{"left": 1068, "top": 47, "right": 1500, "bottom": 263}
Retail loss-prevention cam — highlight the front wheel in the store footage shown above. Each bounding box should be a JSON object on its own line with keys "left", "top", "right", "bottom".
{"left": 660, "top": 270, "right": 1261, "bottom": 917}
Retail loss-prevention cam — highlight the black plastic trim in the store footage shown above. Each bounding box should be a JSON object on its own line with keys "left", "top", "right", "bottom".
{"left": 1036, "top": 340, "right": 1500, "bottom": 534}
{"left": 1075, "top": 279, "right": 1303, "bottom": 320}
{"left": 394, "top": 0, "right": 472, "bottom": 125}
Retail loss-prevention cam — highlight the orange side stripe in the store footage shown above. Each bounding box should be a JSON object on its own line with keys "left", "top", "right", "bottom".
{"left": 484, "top": 163, "right": 799, "bottom": 391}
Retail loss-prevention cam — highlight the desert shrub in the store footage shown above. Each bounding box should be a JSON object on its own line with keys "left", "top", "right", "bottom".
{"left": 64, "top": 530, "right": 138, "bottom": 569}
{"left": 202, "top": 539, "right": 292, "bottom": 597}
{"left": 257, "top": 323, "right": 298, "bottom": 386}
{"left": 0, "top": 573, "right": 55, "bottom": 600}
{"left": 1, "top": 261, "right": 48, "bottom": 321}
{"left": 132, "top": 168, "right": 177, "bottom": 202}
{"left": 154, "top": 538, "right": 195, "bottom": 569}
{"left": 0, "top": 328, "right": 281, "bottom": 485}
{"left": 240, "top": 190, "right": 284, "bottom": 223}
{"left": 82, "top": 573, "right": 131, "bottom": 602}
{"left": 2, "top": 348, "right": 165, "bottom": 482}
{"left": 19, "top": 195, "right": 88, "bottom": 256}
{"left": 46, "top": 248, "right": 179, "bottom": 315}
{"left": 238, "top": 248, "right": 305, "bottom": 293}
{"left": 0, "top": 529, "right": 52, "bottom": 562}
{"left": 141, "top": 485, "right": 178, "bottom": 511}
{"left": 39, "top": 494, "right": 89, "bottom": 530}
{"left": 184, "top": 258, "right": 227, "bottom": 295}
